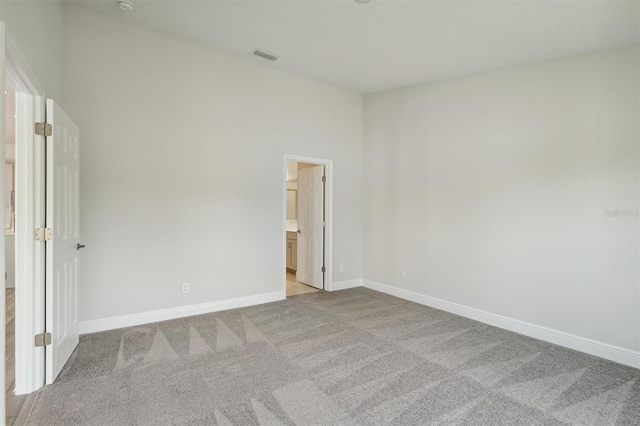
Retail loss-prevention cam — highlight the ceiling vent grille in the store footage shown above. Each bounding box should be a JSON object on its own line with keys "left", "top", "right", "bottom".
{"left": 253, "top": 49, "right": 281, "bottom": 61}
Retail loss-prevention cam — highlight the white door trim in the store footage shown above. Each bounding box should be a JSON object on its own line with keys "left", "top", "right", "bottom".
{"left": 283, "top": 154, "right": 334, "bottom": 293}
{"left": 0, "top": 21, "right": 6, "bottom": 421}
{"left": 6, "top": 35, "right": 47, "bottom": 395}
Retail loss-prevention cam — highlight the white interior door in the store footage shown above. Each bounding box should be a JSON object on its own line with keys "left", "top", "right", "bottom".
{"left": 45, "top": 99, "right": 80, "bottom": 384}
{"left": 296, "top": 165, "right": 324, "bottom": 289}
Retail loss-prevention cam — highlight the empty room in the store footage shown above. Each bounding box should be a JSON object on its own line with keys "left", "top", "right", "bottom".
{"left": 0, "top": 0, "right": 638, "bottom": 424}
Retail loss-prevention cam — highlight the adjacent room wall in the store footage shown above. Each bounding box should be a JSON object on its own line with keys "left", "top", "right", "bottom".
{"left": 63, "top": 6, "right": 363, "bottom": 324}
{"left": 363, "top": 46, "right": 639, "bottom": 353}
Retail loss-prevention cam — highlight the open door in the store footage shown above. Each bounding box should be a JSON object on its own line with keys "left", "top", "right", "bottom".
{"left": 296, "top": 165, "right": 324, "bottom": 289}
{"left": 45, "top": 99, "right": 80, "bottom": 384}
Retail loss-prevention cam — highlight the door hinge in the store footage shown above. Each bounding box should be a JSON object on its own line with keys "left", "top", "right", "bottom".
{"left": 35, "top": 332, "right": 52, "bottom": 347}
{"left": 322, "top": 266, "right": 326, "bottom": 273}
{"left": 35, "top": 227, "right": 52, "bottom": 241}
{"left": 322, "top": 221, "right": 326, "bottom": 227}
{"left": 35, "top": 122, "right": 53, "bottom": 137}
{"left": 322, "top": 176, "right": 326, "bottom": 182}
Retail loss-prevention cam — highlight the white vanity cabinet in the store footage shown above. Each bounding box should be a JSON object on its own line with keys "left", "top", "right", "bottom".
{"left": 286, "top": 231, "right": 297, "bottom": 271}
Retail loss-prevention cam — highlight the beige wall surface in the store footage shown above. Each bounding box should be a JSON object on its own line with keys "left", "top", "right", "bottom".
{"left": 64, "top": 6, "right": 363, "bottom": 322}
{"left": 363, "top": 46, "right": 640, "bottom": 351}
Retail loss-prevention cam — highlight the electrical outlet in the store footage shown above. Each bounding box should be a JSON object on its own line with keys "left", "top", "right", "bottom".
{"left": 400, "top": 270, "right": 406, "bottom": 280}
{"left": 339, "top": 264, "right": 344, "bottom": 272}
{"left": 182, "top": 283, "right": 189, "bottom": 294}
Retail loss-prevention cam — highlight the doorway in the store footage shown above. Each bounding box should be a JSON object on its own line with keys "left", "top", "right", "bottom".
{"left": 3, "top": 41, "right": 82, "bottom": 415}
{"left": 4, "top": 79, "right": 27, "bottom": 425}
{"left": 3, "top": 35, "right": 49, "bottom": 424}
{"left": 4, "top": 69, "right": 42, "bottom": 425}
{"left": 4, "top": 76, "right": 40, "bottom": 423}
{"left": 283, "top": 155, "right": 334, "bottom": 297}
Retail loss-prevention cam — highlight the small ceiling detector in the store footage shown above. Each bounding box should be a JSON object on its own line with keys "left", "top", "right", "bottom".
{"left": 118, "top": 1, "right": 134, "bottom": 11}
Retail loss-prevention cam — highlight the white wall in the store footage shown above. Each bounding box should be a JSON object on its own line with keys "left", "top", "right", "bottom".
{"left": 364, "top": 46, "right": 639, "bottom": 352}
{"left": 63, "top": 6, "right": 363, "bottom": 323}
{"left": 0, "top": 1, "right": 65, "bottom": 102}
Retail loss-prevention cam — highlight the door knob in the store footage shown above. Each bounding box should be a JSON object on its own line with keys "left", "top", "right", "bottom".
{"left": 297, "top": 230, "right": 301, "bottom": 233}
{"left": 77, "top": 243, "right": 86, "bottom": 250}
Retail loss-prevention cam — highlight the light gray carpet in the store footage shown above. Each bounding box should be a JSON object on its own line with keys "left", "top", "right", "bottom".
{"left": 27, "top": 287, "right": 640, "bottom": 425}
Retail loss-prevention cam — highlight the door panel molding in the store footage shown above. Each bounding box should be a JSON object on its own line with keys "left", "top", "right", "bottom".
{"left": 296, "top": 165, "right": 324, "bottom": 289}
{"left": 45, "top": 99, "right": 80, "bottom": 384}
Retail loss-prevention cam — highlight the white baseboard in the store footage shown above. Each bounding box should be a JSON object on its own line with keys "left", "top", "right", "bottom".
{"left": 331, "top": 278, "right": 363, "bottom": 291}
{"left": 79, "top": 291, "right": 285, "bottom": 335}
{"left": 363, "top": 279, "right": 640, "bottom": 369}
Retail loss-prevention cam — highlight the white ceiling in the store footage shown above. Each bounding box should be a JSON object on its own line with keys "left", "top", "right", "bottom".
{"left": 68, "top": 0, "right": 639, "bottom": 93}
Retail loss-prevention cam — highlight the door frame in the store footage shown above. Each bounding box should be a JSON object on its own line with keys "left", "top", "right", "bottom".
{"left": 0, "top": 21, "right": 6, "bottom": 421}
{"left": 283, "top": 154, "right": 334, "bottom": 294}
{"left": 6, "top": 35, "right": 47, "bottom": 395}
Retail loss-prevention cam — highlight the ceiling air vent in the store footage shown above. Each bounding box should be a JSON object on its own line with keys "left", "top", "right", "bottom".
{"left": 253, "top": 49, "right": 281, "bottom": 61}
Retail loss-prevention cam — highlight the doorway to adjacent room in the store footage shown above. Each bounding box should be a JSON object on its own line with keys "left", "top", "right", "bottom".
{"left": 283, "top": 155, "right": 334, "bottom": 297}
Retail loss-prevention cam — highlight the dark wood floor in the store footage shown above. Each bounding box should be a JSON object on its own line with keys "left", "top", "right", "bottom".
{"left": 6, "top": 288, "right": 37, "bottom": 425}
